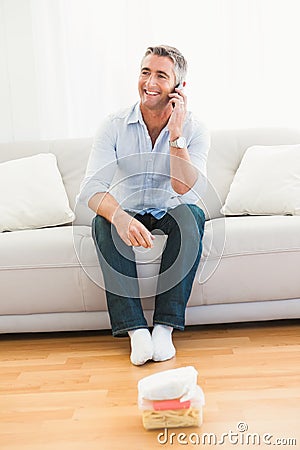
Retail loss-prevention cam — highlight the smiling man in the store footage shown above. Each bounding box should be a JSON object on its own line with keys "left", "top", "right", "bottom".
{"left": 79, "top": 45, "right": 210, "bottom": 365}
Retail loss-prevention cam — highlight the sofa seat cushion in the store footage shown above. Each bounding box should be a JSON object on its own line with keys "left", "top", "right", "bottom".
{"left": 0, "top": 226, "right": 79, "bottom": 269}
{"left": 0, "top": 226, "right": 106, "bottom": 315}
{"left": 192, "top": 215, "right": 300, "bottom": 307}
{"left": 203, "top": 215, "right": 300, "bottom": 259}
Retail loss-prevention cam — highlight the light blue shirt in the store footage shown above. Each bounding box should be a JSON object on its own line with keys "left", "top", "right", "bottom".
{"left": 78, "top": 102, "right": 210, "bottom": 218}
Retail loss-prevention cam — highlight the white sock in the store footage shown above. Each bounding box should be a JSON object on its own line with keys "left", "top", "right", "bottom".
{"left": 152, "top": 324, "right": 176, "bottom": 362}
{"left": 128, "top": 328, "right": 153, "bottom": 366}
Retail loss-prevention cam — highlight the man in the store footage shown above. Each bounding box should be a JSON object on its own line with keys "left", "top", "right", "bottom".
{"left": 79, "top": 45, "right": 210, "bottom": 365}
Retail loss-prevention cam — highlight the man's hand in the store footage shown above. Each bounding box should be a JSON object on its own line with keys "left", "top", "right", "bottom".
{"left": 88, "top": 192, "right": 155, "bottom": 248}
{"left": 167, "top": 87, "right": 187, "bottom": 140}
{"left": 112, "top": 211, "right": 155, "bottom": 248}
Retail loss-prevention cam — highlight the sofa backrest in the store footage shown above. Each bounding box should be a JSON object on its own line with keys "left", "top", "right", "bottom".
{"left": 1, "top": 127, "right": 300, "bottom": 226}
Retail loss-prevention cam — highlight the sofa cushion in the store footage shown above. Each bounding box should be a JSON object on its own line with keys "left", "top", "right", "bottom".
{"left": 197, "top": 128, "right": 300, "bottom": 220}
{"left": 0, "top": 153, "right": 75, "bottom": 232}
{"left": 192, "top": 215, "right": 300, "bottom": 306}
{"left": 0, "top": 226, "right": 94, "bottom": 315}
{"left": 0, "top": 225, "right": 112, "bottom": 315}
{"left": 221, "top": 144, "right": 300, "bottom": 216}
{"left": 202, "top": 215, "right": 300, "bottom": 259}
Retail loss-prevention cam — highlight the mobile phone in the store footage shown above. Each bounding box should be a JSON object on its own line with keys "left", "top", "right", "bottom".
{"left": 172, "top": 82, "right": 184, "bottom": 107}
{"left": 174, "top": 82, "right": 184, "bottom": 91}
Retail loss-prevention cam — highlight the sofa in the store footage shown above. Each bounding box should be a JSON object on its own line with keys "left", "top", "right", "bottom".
{"left": 1, "top": 127, "right": 300, "bottom": 334}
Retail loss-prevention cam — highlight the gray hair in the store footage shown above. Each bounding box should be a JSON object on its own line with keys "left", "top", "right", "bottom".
{"left": 142, "top": 45, "right": 187, "bottom": 85}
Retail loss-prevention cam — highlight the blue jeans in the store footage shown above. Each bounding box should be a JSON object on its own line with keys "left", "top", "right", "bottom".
{"left": 92, "top": 204, "right": 205, "bottom": 336}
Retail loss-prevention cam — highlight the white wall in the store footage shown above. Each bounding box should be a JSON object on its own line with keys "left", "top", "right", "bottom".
{"left": 0, "top": 0, "right": 40, "bottom": 141}
{"left": 1, "top": 0, "right": 300, "bottom": 142}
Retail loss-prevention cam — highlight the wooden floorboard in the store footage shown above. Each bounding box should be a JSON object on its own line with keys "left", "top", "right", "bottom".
{"left": 0, "top": 319, "right": 299, "bottom": 449}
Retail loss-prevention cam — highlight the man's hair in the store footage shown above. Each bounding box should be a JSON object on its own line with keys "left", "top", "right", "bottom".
{"left": 142, "top": 45, "right": 187, "bottom": 85}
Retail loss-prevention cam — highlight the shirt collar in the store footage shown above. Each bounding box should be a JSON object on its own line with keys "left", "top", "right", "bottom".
{"left": 127, "top": 102, "right": 143, "bottom": 125}
{"left": 127, "top": 102, "right": 169, "bottom": 135}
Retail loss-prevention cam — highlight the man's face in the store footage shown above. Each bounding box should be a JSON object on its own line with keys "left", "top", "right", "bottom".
{"left": 138, "top": 54, "right": 177, "bottom": 111}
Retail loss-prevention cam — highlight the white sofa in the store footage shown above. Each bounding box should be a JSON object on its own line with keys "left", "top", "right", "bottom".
{"left": 1, "top": 128, "right": 300, "bottom": 334}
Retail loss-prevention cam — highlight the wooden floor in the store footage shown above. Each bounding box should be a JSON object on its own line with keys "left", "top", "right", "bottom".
{"left": 0, "top": 320, "right": 299, "bottom": 450}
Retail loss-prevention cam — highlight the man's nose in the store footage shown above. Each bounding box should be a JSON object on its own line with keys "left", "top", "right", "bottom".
{"left": 146, "top": 75, "right": 157, "bottom": 87}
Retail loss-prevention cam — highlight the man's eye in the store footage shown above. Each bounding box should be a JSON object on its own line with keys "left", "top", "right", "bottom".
{"left": 158, "top": 74, "right": 166, "bottom": 79}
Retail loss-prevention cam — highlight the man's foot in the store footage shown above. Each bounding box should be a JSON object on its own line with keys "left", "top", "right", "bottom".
{"left": 152, "top": 324, "right": 176, "bottom": 362}
{"left": 128, "top": 328, "right": 153, "bottom": 366}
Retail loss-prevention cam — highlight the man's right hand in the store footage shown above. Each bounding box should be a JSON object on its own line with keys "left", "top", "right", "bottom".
{"left": 112, "top": 211, "right": 155, "bottom": 248}
{"left": 88, "top": 192, "right": 154, "bottom": 248}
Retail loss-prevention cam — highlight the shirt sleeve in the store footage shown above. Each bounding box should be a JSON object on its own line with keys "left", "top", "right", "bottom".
{"left": 178, "top": 117, "right": 210, "bottom": 203}
{"left": 77, "top": 117, "right": 117, "bottom": 206}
